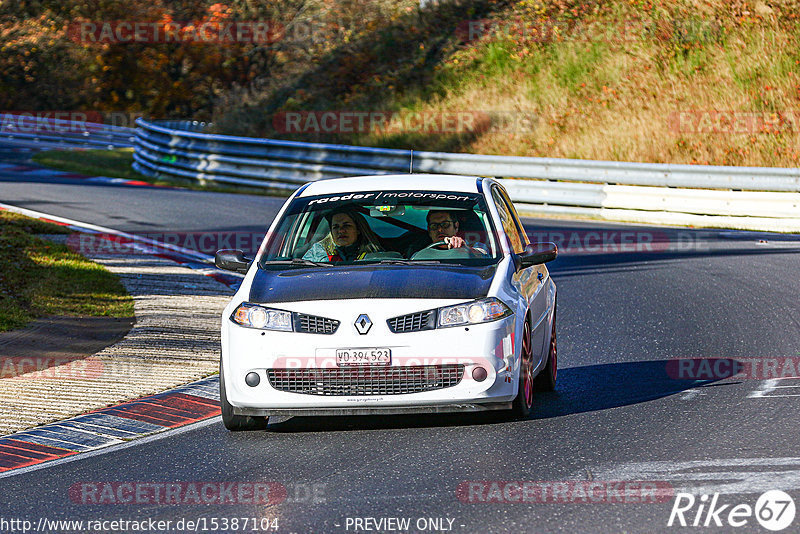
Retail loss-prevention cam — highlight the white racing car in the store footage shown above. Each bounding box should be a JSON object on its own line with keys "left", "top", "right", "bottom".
{"left": 216, "top": 175, "right": 557, "bottom": 430}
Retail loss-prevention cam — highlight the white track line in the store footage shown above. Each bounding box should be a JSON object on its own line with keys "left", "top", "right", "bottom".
{"left": 0, "top": 203, "right": 236, "bottom": 478}
{"left": 0, "top": 417, "right": 221, "bottom": 480}
{"left": 0, "top": 201, "right": 219, "bottom": 264}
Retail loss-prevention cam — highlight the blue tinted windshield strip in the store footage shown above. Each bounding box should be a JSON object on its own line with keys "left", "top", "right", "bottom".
{"left": 294, "top": 182, "right": 311, "bottom": 196}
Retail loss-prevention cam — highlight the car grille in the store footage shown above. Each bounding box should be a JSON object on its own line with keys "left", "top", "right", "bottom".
{"left": 387, "top": 310, "right": 436, "bottom": 333}
{"left": 294, "top": 313, "right": 339, "bottom": 335}
{"left": 267, "top": 365, "right": 464, "bottom": 396}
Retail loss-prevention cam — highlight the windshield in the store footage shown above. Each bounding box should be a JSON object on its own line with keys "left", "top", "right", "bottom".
{"left": 258, "top": 190, "right": 501, "bottom": 267}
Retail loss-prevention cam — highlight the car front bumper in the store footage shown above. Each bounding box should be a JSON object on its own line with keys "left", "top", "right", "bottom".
{"left": 221, "top": 299, "right": 521, "bottom": 414}
{"left": 232, "top": 403, "right": 513, "bottom": 417}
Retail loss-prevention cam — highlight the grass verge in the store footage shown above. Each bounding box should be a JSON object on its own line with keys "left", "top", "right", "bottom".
{"left": 0, "top": 211, "right": 134, "bottom": 332}
{"left": 31, "top": 148, "right": 292, "bottom": 197}
{"left": 213, "top": 0, "right": 800, "bottom": 168}
{"left": 32, "top": 148, "right": 147, "bottom": 183}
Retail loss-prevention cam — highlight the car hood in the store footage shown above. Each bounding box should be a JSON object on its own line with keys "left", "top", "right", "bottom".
{"left": 249, "top": 264, "right": 497, "bottom": 303}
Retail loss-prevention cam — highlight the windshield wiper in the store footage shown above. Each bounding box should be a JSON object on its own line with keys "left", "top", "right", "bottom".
{"left": 261, "top": 259, "right": 335, "bottom": 268}
{"left": 372, "top": 259, "right": 443, "bottom": 265}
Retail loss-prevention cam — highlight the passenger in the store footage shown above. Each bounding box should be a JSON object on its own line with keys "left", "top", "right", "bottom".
{"left": 420, "top": 210, "right": 489, "bottom": 255}
{"left": 303, "top": 208, "right": 383, "bottom": 262}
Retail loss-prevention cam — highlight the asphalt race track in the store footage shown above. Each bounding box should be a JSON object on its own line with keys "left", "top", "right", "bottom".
{"left": 2, "top": 143, "right": 800, "bottom": 533}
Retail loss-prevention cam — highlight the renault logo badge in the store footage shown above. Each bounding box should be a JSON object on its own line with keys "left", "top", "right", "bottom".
{"left": 354, "top": 314, "right": 372, "bottom": 335}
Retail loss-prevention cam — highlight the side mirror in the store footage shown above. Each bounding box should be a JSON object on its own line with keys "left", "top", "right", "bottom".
{"left": 517, "top": 242, "right": 558, "bottom": 269}
{"left": 215, "top": 249, "right": 252, "bottom": 274}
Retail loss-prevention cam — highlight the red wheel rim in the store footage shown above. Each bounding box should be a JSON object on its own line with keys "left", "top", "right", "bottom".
{"left": 550, "top": 315, "right": 557, "bottom": 382}
{"left": 522, "top": 320, "right": 533, "bottom": 408}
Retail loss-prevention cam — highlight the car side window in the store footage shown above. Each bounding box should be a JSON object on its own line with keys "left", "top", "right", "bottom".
{"left": 491, "top": 187, "right": 525, "bottom": 254}
{"left": 496, "top": 186, "right": 529, "bottom": 247}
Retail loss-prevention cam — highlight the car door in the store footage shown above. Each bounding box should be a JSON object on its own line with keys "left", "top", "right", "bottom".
{"left": 491, "top": 185, "right": 549, "bottom": 364}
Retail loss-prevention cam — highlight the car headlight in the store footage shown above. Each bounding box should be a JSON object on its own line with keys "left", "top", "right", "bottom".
{"left": 437, "top": 297, "right": 513, "bottom": 328}
{"left": 231, "top": 302, "right": 293, "bottom": 331}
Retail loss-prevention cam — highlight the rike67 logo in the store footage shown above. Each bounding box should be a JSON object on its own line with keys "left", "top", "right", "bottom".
{"left": 668, "top": 490, "right": 796, "bottom": 531}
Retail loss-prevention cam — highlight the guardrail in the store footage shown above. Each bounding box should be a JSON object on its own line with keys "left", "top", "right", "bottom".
{"left": 0, "top": 114, "right": 135, "bottom": 149}
{"left": 134, "top": 118, "right": 800, "bottom": 232}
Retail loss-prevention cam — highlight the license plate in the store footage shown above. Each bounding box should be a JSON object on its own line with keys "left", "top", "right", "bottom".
{"left": 335, "top": 348, "right": 391, "bottom": 366}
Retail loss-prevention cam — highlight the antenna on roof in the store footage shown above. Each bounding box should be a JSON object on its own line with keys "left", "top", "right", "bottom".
{"left": 409, "top": 150, "right": 413, "bottom": 174}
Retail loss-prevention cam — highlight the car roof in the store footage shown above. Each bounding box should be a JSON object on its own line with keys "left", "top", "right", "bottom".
{"left": 298, "top": 174, "right": 484, "bottom": 197}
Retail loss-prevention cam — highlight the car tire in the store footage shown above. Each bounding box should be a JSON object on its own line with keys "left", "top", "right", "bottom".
{"left": 220, "top": 364, "right": 269, "bottom": 431}
{"left": 510, "top": 316, "right": 534, "bottom": 419}
{"left": 533, "top": 307, "right": 557, "bottom": 392}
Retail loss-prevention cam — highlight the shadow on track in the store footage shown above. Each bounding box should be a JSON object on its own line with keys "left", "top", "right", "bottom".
{"left": 259, "top": 359, "right": 730, "bottom": 433}
{"left": 523, "top": 218, "right": 800, "bottom": 277}
{"left": 549, "top": 246, "right": 800, "bottom": 279}
{"left": 531, "top": 359, "right": 732, "bottom": 419}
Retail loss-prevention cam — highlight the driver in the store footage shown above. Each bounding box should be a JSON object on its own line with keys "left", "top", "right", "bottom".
{"left": 424, "top": 210, "right": 489, "bottom": 254}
